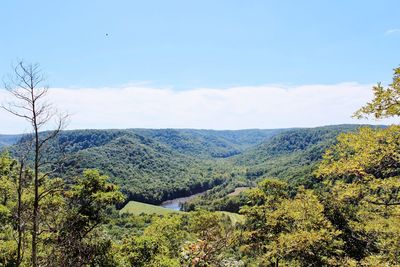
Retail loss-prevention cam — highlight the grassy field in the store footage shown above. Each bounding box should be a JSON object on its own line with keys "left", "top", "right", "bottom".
{"left": 120, "top": 201, "right": 245, "bottom": 225}
{"left": 119, "top": 201, "right": 180, "bottom": 215}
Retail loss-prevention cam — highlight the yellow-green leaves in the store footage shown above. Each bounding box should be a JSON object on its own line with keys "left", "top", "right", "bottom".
{"left": 262, "top": 189, "right": 343, "bottom": 266}
{"left": 353, "top": 67, "right": 400, "bottom": 120}
{"left": 316, "top": 124, "right": 400, "bottom": 265}
{"left": 241, "top": 179, "right": 344, "bottom": 266}
{"left": 316, "top": 126, "right": 400, "bottom": 183}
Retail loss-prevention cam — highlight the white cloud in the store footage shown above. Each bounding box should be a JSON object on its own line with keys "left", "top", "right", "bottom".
{"left": 0, "top": 83, "right": 396, "bottom": 134}
{"left": 385, "top": 28, "right": 400, "bottom": 35}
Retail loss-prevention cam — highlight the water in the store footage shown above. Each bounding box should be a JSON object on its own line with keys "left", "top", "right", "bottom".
{"left": 160, "top": 191, "right": 207, "bottom": 211}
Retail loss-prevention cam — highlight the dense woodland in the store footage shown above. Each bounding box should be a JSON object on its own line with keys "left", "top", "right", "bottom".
{"left": 2, "top": 125, "right": 367, "bottom": 206}
{"left": 3, "top": 128, "right": 287, "bottom": 204}
{"left": 0, "top": 64, "right": 399, "bottom": 266}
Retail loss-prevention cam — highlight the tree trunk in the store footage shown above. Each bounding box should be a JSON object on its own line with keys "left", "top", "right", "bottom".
{"left": 31, "top": 83, "right": 39, "bottom": 267}
{"left": 2, "top": 61, "right": 66, "bottom": 266}
{"left": 16, "top": 162, "right": 24, "bottom": 266}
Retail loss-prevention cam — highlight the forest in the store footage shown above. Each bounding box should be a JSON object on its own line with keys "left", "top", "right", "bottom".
{"left": 0, "top": 63, "right": 399, "bottom": 266}
{"left": 2, "top": 125, "right": 369, "bottom": 207}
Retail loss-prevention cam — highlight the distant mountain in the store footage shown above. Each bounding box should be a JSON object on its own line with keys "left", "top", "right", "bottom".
{"left": 131, "top": 128, "right": 285, "bottom": 158}
{"left": 5, "top": 125, "right": 379, "bottom": 204}
{"left": 0, "top": 134, "right": 21, "bottom": 148}
{"left": 231, "top": 124, "right": 379, "bottom": 187}
{"left": 187, "top": 125, "right": 378, "bottom": 211}
{"left": 12, "top": 128, "right": 285, "bottom": 204}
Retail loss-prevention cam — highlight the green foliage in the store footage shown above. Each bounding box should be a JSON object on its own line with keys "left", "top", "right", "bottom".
{"left": 4, "top": 64, "right": 400, "bottom": 265}
{"left": 233, "top": 125, "right": 366, "bottom": 188}
{"left": 217, "top": 211, "right": 245, "bottom": 225}
{"left": 68, "top": 169, "right": 125, "bottom": 216}
{"left": 3, "top": 123, "right": 395, "bottom": 265}
{"left": 241, "top": 180, "right": 344, "bottom": 266}
{"left": 240, "top": 179, "right": 290, "bottom": 255}
{"left": 6, "top": 126, "right": 366, "bottom": 208}
{"left": 120, "top": 235, "right": 172, "bottom": 266}
{"left": 144, "top": 215, "right": 188, "bottom": 259}
{"left": 186, "top": 125, "right": 369, "bottom": 212}
{"left": 0, "top": 135, "right": 21, "bottom": 148}
{"left": 264, "top": 189, "right": 343, "bottom": 266}
{"left": 54, "top": 169, "right": 125, "bottom": 266}
{"left": 35, "top": 129, "right": 239, "bottom": 204}
{"left": 316, "top": 125, "right": 400, "bottom": 183}
{"left": 0, "top": 226, "right": 17, "bottom": 267}
{"left": 0, "top": 153, "right": 21, "bottom": 266}
{"left": 134, "top": 128, "right": 283, "bottom": 158}
{"left": 181, "top": 174, "right": 252, "bottom": 212}
{"left": 0, "top": 153, "right": 124, "bottom": 266}
{"left": 118, "top": 214, "right": 185, "bottom": 266}
{"left": 181, "top": 211, "right": 237, "bottom": 266}
{"left": 316, "top": 126, "right": 400, "bottom": 265}
{"left": 114, "top": 211, "right": 242, "bottom": 266}
{"left": 354, "top": 66, "right": 400, "bottom": 119}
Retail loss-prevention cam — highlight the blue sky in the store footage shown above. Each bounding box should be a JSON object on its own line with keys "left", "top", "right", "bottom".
{"left": 1, "top": 0, "right": 399, "bottom": 88}
{"left": 0, "top": 1, "right": 399, "bottom": 133}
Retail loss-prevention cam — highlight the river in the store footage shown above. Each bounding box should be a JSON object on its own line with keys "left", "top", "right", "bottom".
{"left": 160, "top": 191, "right": 208, "bottom": 211}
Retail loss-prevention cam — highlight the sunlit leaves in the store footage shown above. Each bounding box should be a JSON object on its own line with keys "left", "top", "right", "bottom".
{"left": 353, "top": 67, "right": 400, "bottom": 120}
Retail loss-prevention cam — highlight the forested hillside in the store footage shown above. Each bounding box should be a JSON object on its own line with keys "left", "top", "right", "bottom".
{"left": 0, "top": 134, "right": 21, "bottom": 147}
{"left": 182, "top": 125, "right": 376, "bottom": 211}
{"left": 3, "top": 128, "right": 286, "bottom": 204}
{"left": 3, "top": 126, "right": 369, "bottom": 205}
{"left": 133, "top": 128, "right": 285, "bottom": 158}
{"left": 232, "top": 124, "right": 380, "bottom": 186}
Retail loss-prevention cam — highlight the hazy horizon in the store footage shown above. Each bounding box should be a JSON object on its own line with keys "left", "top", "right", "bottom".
{"left": 0, "top": 122, "right": 390, "bottom": 136}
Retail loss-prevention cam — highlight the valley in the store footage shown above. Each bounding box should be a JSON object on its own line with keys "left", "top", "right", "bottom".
{"left": 3, "top": 124, "right": 369, "bottom": 210}
{"left": 2, "top": 122, "right": 399, "bottom": 266}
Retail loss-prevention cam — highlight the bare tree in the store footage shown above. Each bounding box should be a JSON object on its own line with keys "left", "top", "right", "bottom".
{"left": 1, "top": 61, "right": 68, "bottom": 266}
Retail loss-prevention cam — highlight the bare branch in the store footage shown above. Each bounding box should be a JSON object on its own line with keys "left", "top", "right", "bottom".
{"left": 1, "top": 105, "right": 33, "bottom": 121}
{"left": 2, "top": 60, "right": 68, "bottom": 267}
{"left": 366, "top": 199, "right": 400, "bottom": 206}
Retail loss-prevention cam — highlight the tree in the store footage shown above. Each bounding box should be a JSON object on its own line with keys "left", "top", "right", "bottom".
{"left": 264, "top": 189, "right": 344, "bottom": 266}
{"left": 0, "top": 151, "right": 67, "bottom": 266}
{"left": 311, "top": 65, "right": 400, "bottom": 264}
{"left": 353, "top": 66, "right": 400, "bottom": 119}
{"left": 1, "top": 61, "right": 68, "bottom": 266}
{"left": 240, "top": 180, "right": 344, "bottom": 266}
{"left": 55, "top": 170, "right": 124, "bottom": 266}
{"left": 315, "top": 126, "right": 400, "bottom": 264}
{"left": 0, "top": 152, "right": 18, "bottom": 266}
{"left": 183, "top": 211, "right": 236, "bottom": 266}
{"left": 315, "top": 126, "right": 400, "bottom": 183}
{"left": 240, "top": 179, "right": 289, "bottom": 256}
{"left": 119, "top": 214, "right": 185, "bottom": 266}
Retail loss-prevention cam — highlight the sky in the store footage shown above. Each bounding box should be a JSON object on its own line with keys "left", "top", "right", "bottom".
{"left": 0, "top": 1, "right": 399, "bottom": 133}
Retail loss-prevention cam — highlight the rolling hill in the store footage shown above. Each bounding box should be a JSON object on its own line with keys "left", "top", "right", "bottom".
{"left": 0, "top": 134, "right": 21, "bottom": 148}
{"left": 6, "top": 128, "right": 284, "bottom": 204}
{"left": 231, "top": 124, "right": 367, "bottom": 186}
{"left": 3, "top": 125, "right": 377, "bottom": 205}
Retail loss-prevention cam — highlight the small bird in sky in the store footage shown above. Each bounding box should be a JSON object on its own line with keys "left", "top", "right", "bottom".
{"left": 106, "top": 33, "right": 109, "bottom": 37}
